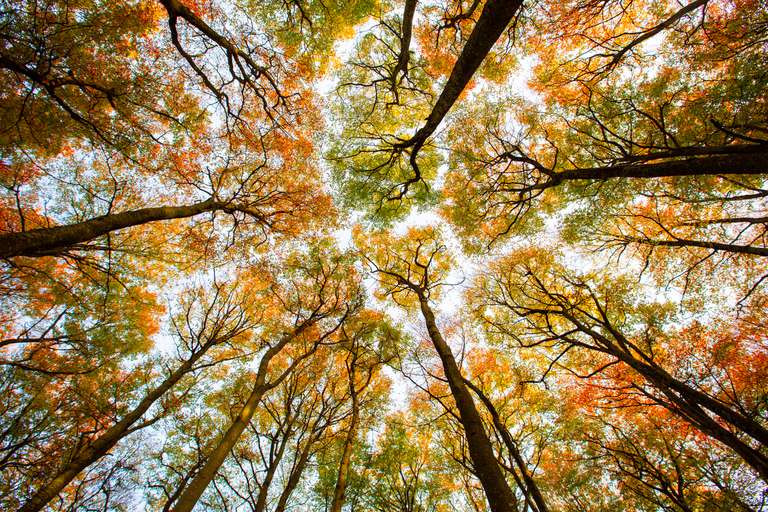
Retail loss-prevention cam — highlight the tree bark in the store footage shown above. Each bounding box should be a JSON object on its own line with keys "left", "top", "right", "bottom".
{"left": 579, "top": 322, "right": 768, "bottom": 449}
{"left": 18, "top": 339, "right": 219, "bottom": 512}
{"left": 619, "top": 353, "right": 768, "bottom": 481}
{"left": 624, "top": 236, "right": 768, "bottom": 257}
{"left": 253, "top": 430, "right": 291, "bottom": 512}
{"left": 553, "top": 150, "right": 768, "bottom": 184}
{"left": 568, "top": 315, "right": 768, "bottom": 481}
{"left": 0, "top": 199, "right": 221, "bottom": 259}
{"left": 393, "top": 0, "right": 418, "bottom": 82}
{"left": 417, "top": 295, "right": 518, "bottom": 512}
{"left": 411, "top": 0, "right": 522, "bottom": 145}
{"left": 391, "top": 0, "right": 522, "bottom": 197}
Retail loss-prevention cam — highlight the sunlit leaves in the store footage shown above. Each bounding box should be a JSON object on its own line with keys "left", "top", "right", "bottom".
{"left": 1, "top": 0, "right": 767, "bottom": 510}
{"left": 355, "top": 225, "right": 453, "bottom": 307}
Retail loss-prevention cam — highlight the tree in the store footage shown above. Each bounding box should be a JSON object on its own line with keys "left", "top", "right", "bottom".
{"left": 208, "top": 345, "right": 349, "bottom": 512}
{"left": 362, "top": 413, "right": 453, "bottom": 512}
{"left": 329, "top": 310, "right": 399, "bottom": 512}
{"left": 331, "top": 0, "right": 523, "bottom": 218}
{"left": 473, "top": 247, "right": 768, "bottom": 481}
{"left": 167, "top": 242, "right": 364, "bottom": 511}
{"left": 358, "top": 226, "right": 519, "bottom": 512}
{"left": 17, "top": 281, "right": 255, "bottom": 512}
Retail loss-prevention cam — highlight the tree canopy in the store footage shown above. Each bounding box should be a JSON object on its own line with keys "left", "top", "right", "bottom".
{"left": 1, "top": 0, "right": 766, "bottom": 510}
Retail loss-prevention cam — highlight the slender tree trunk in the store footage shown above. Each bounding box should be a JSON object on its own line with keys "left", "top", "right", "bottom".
{"left": 254, "top": 431, "right": 292, "bottom": 512}
{"left": 574, "top": 317, "right": 768, "bottom": 481}
{"left": 592, "top": 323, "right": 768, "bottom": 449}
{"left": 617, "top": 353, "right": 768, "bottom": 481}
{"left": 18, "top": 340, "right": 217, "bottom": 512}
{"left": 384, "top": 0, "right": 522, "bottom": 198}
{"left": 0, "top": 198, "right": 221, "bottom": 258}
{"left": 274, "top": 439, "right": 314, "bottom": 512}
{"left": 417, "top": 295, "right": 518, "bottom": 512}
{"left": 661, "top": 380, "right": 768, "bottom": 482}
{"left": 412, "top": 0, "right": 522, "bottom": 144}
{"left": 169, "top": 323, "right": 312, "bottom": 512}
{"left": 329, "top": 365, "right": 360, "bottom": 512}
{"left": 393, "top": 0, "right": 417, "bottom": 81}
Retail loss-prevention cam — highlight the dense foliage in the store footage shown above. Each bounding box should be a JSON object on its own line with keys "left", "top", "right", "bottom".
{"left": 1, "top": 0, "right": 766, "bottom": 510}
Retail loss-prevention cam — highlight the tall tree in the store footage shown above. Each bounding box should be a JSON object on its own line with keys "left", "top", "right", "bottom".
{"left": 358, "top": 226, "right": 519, "bottom": 512}
{"left": 474, "top": 248, "right": 768, "bottom": 481}
{"left": 167, "top": 243, "right": 364, "bottom": 512}
{"left": 329, "top": 311, "right": 398, "bottom": 512}
{"left": 18, "top": 281, "right": 255, "bottom": 512}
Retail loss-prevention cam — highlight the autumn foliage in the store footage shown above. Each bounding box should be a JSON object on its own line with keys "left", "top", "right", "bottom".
{"left": 0, "top": 0, "right": 766, "bottom": 511}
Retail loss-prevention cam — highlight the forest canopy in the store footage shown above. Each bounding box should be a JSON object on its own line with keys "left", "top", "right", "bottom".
{"left": 1, "top": 0, "right": 767, "bottom": 510}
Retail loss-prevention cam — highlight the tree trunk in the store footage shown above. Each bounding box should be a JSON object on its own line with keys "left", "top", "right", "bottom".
{"left": 169, "top": 322, "right": 312, "bottom": 512}
{"left": 391, "top": 0, "right": 522, "bottom": 197}
{"left": 618, "top": 353, "right": 768, "bottom": 481}
{"left": 0, "top": 199, "right": 220, "bottom": 259}
{"left": 412, "top": 0, "right": 522, "bottom": 145}
{"left": 418, "top": 296, "right": 518, "bottom": 512}
{"left": 464, "top": 378, "right": 550, "bottom": 512}
{"left": 588, "top": 322, "right": 768, "bottom": 449}
{"left": 274, "top": 439, "right": 314, "bottom": 512}
{"left": 393, "top": 0, "right": 418, "bottom": 82}
{"left": 254, "top": 431, "right": 292, "bottom": 512}
{"left": 576, "top": 319, "right": 768, "bottom": 481}
{"left": 18, "top": 339, "right": 217, "bottom": 512}
{"left": 329, "top": 365, "right": 360, "bottom": 512}
{"left": 555, "top": 150, "right": 768, "bottom": 184}
{"left": 625, "top": 236, "right": 768, "bottom": 257}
